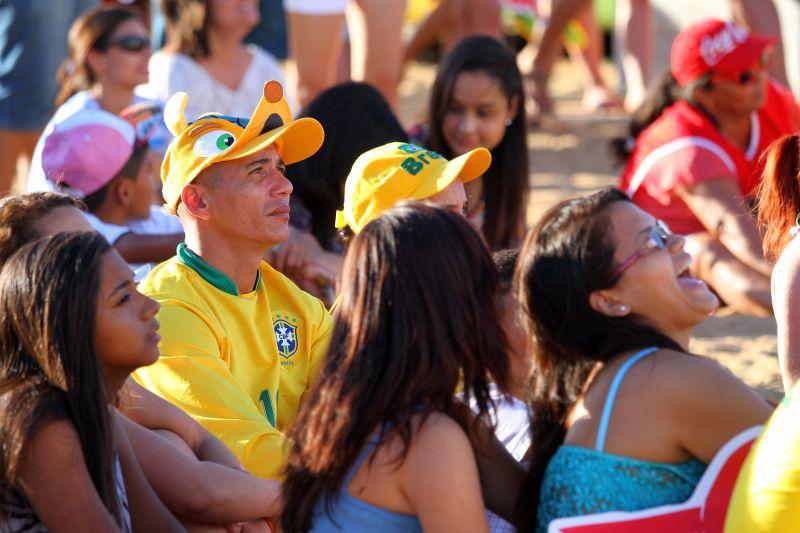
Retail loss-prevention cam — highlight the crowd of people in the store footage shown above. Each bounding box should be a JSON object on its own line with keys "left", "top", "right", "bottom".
{"left": 2, "top": 0, "right": 800, "bottom": 531}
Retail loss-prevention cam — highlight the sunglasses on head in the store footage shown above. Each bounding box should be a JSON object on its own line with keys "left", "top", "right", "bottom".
{"left": 106, "top": 35, "right": 150, "bottom": 53}
{"left": 613, "top": 219, "right": 672, "bottom": 277}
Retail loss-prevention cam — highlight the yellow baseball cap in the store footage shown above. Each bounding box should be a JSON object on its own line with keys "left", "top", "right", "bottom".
{"left": 160, "top": 80, "right": 324, "bottom": 212}
{"left": 335, "top": 142, "right": 491, "bottom": 234}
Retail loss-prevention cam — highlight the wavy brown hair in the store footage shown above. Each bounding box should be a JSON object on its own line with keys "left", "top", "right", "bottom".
{"left": 757, "top": 134, "right": 800, "bottom": 261}
{"left": 0, "top": 193, "right": 85, "bottom": 268}
{"left": 0, "top": 233, "right": 122, "bottom": 527}
{"left": 161, "top": 0, "right": 212, "bottom": 59}
{"left": 56, "top": 5, "right": 144, "bottom": 107}
{"left": 281, "top": 203, "right": 511, "bottom": 531}
{"left": 514, "top": 187, "right": 683, "bottom": 530}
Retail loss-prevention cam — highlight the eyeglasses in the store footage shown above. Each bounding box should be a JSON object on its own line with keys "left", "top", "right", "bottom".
{"left": 106, "top": 35, "right": 150, "bottom": 53}
{"left": 613, "top": 220, "right": 672, "bottom": 277}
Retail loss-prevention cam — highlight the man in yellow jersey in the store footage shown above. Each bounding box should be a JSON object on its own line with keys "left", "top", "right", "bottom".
{"left": 134, "top": 81, "right": 332, "bottom": 479}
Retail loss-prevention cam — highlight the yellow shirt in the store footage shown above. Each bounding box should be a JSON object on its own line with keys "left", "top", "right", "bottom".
{"left": 134, "top": 244, "right": 333, "bottom": 479}
{"left": 725, "top": 387, "right": 800, "bottom": 532}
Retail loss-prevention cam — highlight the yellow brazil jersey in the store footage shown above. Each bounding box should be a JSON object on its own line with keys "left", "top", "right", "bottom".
{"left": 133, "top": 244, "right": 333, "bottom": 479}
{"left": 725, "top": 386, "right": 800, "bottom": 532}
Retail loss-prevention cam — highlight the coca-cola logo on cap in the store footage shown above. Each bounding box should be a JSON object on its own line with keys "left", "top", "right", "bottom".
{"left": 699, "top": 23, "right": 749, "bottom": 66}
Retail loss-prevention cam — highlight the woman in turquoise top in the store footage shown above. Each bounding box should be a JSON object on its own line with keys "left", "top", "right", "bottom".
{"left": 280, "top": 203, "right": 512, "bottom": 532}
{"left": 515, "top": 187, "right": 771, "bottom": 531}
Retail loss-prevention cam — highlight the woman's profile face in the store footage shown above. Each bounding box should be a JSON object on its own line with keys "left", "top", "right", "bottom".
{"left": 599, "top": 201, "right": 719, "bottom": 334}
{"left": 442, "top": 70, "right": 517, "bottom": 157}
{"left": 94, "top": 249, "right": 161, "bottom": 381}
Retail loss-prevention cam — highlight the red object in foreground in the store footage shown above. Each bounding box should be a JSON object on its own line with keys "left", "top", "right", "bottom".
{"left": 549, "top": 426, "right": 762, "bottom": 533}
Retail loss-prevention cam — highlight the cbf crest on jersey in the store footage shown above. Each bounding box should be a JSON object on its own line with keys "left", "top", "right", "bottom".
{"left": 273, "top": 319, "right": 298, "bottom": 358}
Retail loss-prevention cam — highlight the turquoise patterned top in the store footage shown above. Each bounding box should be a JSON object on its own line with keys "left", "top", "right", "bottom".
{"left": 536, "top": 347, "right": 707, "bottom": 532}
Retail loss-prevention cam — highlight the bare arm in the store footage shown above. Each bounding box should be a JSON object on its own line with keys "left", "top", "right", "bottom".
{"left": 120, "top": 378, "right": 241, "bottom": 469}
{"left": 772, "top": 245, "right": 800, "bottom": 392}
{"left": 120, "top": 414, "right": 282, "bottom": 523}
{"left": 114, "top": 232, "right": 183, "bottom": 265}
{"left": 113, "top": 412, "right": 186, "bottom": 533}
{"left": 669, "top": 352, "right": 772, "bottom": 463}
{"left": 17, "top": 418, "right": 121, "bottom": 533}
{"left": 677, "top": 178, "right": 772, "bottom": 277}
{"left": 402, "top": 414, "right": 490, "bottom": 533}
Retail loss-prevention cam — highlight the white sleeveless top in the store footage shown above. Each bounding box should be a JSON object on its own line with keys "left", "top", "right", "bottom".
{"left": 139, "top": 45, "right": 294, "bottom": 121}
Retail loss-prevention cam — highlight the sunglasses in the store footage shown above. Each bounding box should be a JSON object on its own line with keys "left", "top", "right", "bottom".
{"left": 613, "top": 220, "right": 672, "bottom": 277}
{"left": 106, "top": 35, "right": 150, "bottom": 53}
{"left": 712, "top": 51, "right": 772, "bottom": 86}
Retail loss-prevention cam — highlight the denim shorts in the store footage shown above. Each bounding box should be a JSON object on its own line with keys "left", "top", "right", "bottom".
{"left": 0, "top": 0, "right": 97, "bottom": 131}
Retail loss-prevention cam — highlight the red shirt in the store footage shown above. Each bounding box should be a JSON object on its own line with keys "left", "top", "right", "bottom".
{"left": 619, "top": 81, "right": 800, "bottom": 235}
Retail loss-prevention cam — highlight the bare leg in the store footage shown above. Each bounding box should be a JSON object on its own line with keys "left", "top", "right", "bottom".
{"left": 529, "top": 0, "right": 593, "bottom": 116}
{"left": 564, "top": 2, "right": 622, "bottom": 112}
{"left": 729, "top": 0, "right": 788, "bottom": 87}
{"left": 686, "top": 232, "right": 772, "bottom": 317}
{"left": 0, "top": 129, "right": 38, "bottom": 196}
{"left": 615, "top": 0, "right": 652, "bottom": 111}
{"left": 287, "top": 12, "right": 346, "bottom": 109}
{"left": 349, "top": 0, "right": 407, "bottom": 109}
{"left": 404, "top": 0, "right": 451, "bottom": 63}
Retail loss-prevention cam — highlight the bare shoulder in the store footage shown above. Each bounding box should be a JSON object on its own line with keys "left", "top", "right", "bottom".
{"left": 772, "top": 241, "right": 800, "bottom": 296}
{"left": 21, "top": 417, "right": 84, "bottom": 471}
{"left": 403, "top": 412, "right": 473, "bottom": 468}
{"left": 648, "top": 349, "right": 748, "bottom": 391}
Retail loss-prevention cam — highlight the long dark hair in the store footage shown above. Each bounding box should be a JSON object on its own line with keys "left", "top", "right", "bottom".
{"left": 514, "top": 187, "right": 683, "bottom": 530}
{"left": 757, "top": 134, "right": 800, "bottom": 261}
{"left": 611, "top": 71, "right": 714, "bottom": 164}
{"left": 426, "top": 35, "right": 528, "bottom": 250}
{"left": 56, "top": 5, "right": 144, "bottom": 107}
{"left": 0, "top": 233, "right": 122, "bottom": 526}
{"left": 162, "top": 0, "right": 213, "bottom": 59}
{"left": 290, "top": 82, "right": 408, "bottom": 249}
{"left": 281, "top": 203, "right": 511, "bottom": 531}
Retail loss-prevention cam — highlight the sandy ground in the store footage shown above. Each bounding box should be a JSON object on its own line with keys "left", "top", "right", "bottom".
{"left": 398, "top": 59, "right": 784, "bottom": 402}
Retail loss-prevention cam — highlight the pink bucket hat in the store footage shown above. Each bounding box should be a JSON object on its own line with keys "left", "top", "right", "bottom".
{"left": 42, "top": 103, "right": 161, "bottom": 197}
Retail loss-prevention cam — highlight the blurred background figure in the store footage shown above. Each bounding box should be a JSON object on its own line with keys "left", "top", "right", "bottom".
{"left": 286, "top": 0, "right": 406, "bottom": 109}
{"left": 0, "top": 0, "right": 98, "bottom": 197}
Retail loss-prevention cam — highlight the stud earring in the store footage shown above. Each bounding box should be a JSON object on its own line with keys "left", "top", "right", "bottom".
{"left": 618, "top": 305, "right": 629, "bottom": 314}
{"left": 505, "top": 118, "right": 513, "bottom": 126}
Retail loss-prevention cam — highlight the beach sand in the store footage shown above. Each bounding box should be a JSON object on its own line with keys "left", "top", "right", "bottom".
{"left": 398, "top": 59, "right": 783, "bottom": 403}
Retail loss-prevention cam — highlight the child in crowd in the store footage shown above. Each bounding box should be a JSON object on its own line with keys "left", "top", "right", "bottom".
{"left": 0, "top": 192, "right": 283, "bottom": 529}
{"left": 0, "top": 232, "right": 183, "bottom": 532}
{"left": 515, "top": 187, "right": 771, "bottom": 531}
{"left": 419, "top": 35, "right": 529, "bottom": 250}
{"left": 28, "top": 5, "right": 169, "bottom": 193}
{"left": 41, "top": 107, "right": 182, "bottom": 276}
{"left": 282, "top": 203, "right": 511, "bottom": 531}
{"left": 756, "top": 134, "right": 800, "bottom": 392}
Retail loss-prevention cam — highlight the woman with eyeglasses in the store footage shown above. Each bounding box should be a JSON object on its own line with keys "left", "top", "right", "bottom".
{"left": 613, "top": 19, "right": 800, "bottom": 317}
{"left": 26, "top": 5, "right": 167, "bottom": 194}
{"left": 515, "top": 187, "right": 771, "bottom": 532}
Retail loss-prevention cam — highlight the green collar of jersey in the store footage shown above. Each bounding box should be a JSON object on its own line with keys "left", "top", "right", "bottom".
{"left": 177, "top": 243, "right": 262, "bottom": 296}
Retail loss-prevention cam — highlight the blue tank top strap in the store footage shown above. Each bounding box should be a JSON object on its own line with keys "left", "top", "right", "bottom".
{"left": 595, "top": 347, "right": 660, "bottom": 452}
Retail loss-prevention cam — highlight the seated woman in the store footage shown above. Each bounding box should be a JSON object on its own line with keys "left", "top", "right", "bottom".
{"left": 281, "top": 203, "right": 511, "bottom": 531}
{"left": 421, "top": 35, "right": 529, "bottom": 250}
{"left": 616, "top": 19, "right": 800, "bottom": 316}
{"left": 143, "top": 0, "right": 291, "bottom": 120}
{"left": 755, "top": 134, "right": 800, "bottom": 391}
{"left": 515, "top": 187, "right": 771, "bottom": 531}
{"left": 0, "top": 233, "right": 183, "bottom": 532}
{"left": 0, "top": 192, "right": 282, "bottom": 530}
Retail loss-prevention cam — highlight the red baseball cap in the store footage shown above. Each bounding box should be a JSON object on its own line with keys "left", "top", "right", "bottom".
{"left": 670, "top": 19, "right": 776, "bottom": 86}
